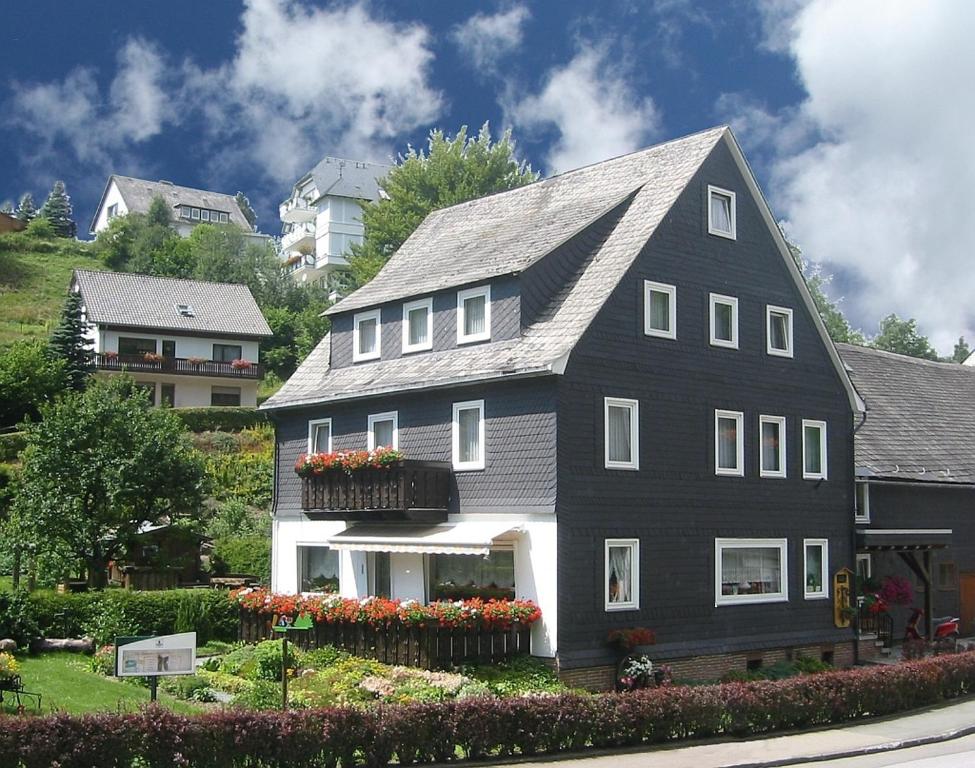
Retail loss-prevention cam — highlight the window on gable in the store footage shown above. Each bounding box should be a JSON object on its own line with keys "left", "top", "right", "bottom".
{"left": 715, "top": 410, "right": 744, "bottom": 476}
{"left": 802, "top": 419, "right": 828, "bottom": 480}
{"left": 452, "top": 400, "right": 485, "bottom": 471}
{"left": 368, "top": 411, "right": 398, "bottom": 450}
{"left": 767, "top": 306, "right": 794, "bottom": 357}
{"left": 759, "top": 415, "right": 786, "bottom": 478}
{"left": 353, "top": 309, "right": 381, "bottom": 362}
{"left": 804, "top": 539, "right": 829, "bottom": 599}
{"left": 402, "top": 298, "right": 433, "bottom": 353}
{"left": 715, "top": 538, "right": 788, "bottom": 605}
{"left": 605, "top": 539, "right": 639, "bottom": 611}
{"left": 457, "top": 285, "right": 491, "bottom": 344}
{"left": 107, "top": 203, "right": 119, "bottom": 220}
{"left": 604, "top": 397, "right": 639, "bottom": 470}
{"left": 308, "top": 418, "right": 332, "bottom": 453}
{"left": 708, "top": 185, "right": 736, "bottom": 239}
{"left": 644, "top": 281, "right": 677, "bottom": 339}
{"left": 709, "top": 294, "right": 739, "bottom": 349}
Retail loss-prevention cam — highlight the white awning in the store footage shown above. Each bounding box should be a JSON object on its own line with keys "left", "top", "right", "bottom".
{"left": 326, "top": 522, "right": 522, "bottom": 555}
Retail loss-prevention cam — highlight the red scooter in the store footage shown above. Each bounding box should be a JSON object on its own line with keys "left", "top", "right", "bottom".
{"left": 905, "top": 607, "right": 960, "bottom": 644}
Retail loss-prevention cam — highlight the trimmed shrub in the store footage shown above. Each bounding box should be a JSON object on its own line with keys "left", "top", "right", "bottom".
{"left": 211, "top": 536, "right": 271, "bottom": 582}
{"left": 0, "top": 431, "right": 26, "bottom": 461}
{"left": 0, "top": 589, "right": 41, "bottom": 648}
{"left": 174, "top": 407, "right": 269, "bottom": 433}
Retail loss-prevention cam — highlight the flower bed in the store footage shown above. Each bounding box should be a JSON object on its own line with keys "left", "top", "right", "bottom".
{"left": 5, "top": 652, "right": 975, "bottom": 767}
{"left": 295, "top": 447, "right": 404, "bottom": 477}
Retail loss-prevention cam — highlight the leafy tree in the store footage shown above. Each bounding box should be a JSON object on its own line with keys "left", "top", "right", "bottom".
{"left": 39, "top": 180, "right": 76, "bottom": 238}
{"left": 49, "top": 291, "right": 94, "bottom": 391}
{"left": 12, "top": 377, "right": 207, "bottom": 587}
{"left": 348, "top": 123, "right": 538, "bottom": 286}
{"left": 235, "top": 191, "right": 258, "bottom": 229}
{"left": 25, "top": 216, "right": 55, "bottom": 238}
{"left": 0, "top": 339, "right": 66, "bottom": 428}
{"left": 871, "top": 314, "right": 939, "bottom": 361}
{"left": 14, "top": 193, "right": 37, "bottom": 223}
{"left": 787, "top": 240, "right": 864, "bottom": 344}
{"left": 951, "top": 337, "right": 971, "bottom": 364}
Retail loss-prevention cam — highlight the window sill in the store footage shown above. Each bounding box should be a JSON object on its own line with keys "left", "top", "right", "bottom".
{"left": 715, "top": 468, "right": 744, "bottom": 477}
{"left": 760, "top": 471, "right": 787, "bottom": 479}
{"left": 457, "top": 334, "right": 491, "bottom": 346}
{"left": 767, "top": 348, "right": 794, "bottom": 358}
{"left": 715, "top": 595, "right": 788, "bottom": 607}
{"left": 804, "top": 592, "right": 829, "bottom": 601}
{"left": 644, "top": 328, "right": 676, "bottom": 340}
{"left": 605, "top": 463, "right": 640, "bottom": 471}
{"left": 710, "top": 339, "right": 739, "bottom": 350}
{"left": 605, "top": 603, "right": 639, "bottom": 612}
{"left": 803, "top": 473, "right": 828, "bottom": 481}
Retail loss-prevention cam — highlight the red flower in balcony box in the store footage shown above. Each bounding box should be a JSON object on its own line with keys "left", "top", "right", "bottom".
{"left": 103, "top": 350, "right": 118, "bottom": 360}
{"left": 143, "top": 352, "right": 163, "bottom": 363}
{"left": 230, "top": 358, "right": 253, "bottom": 370}
{"left": 187, "top": 356, "right": 207, "bottom": 365}
{"left": 295, "top": 447, "right": 404, "bottom": 477}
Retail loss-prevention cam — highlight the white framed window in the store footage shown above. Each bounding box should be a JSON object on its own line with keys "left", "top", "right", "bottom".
{"left": 353, "top": 309, "right": 381, "bottom": 362}
{"left": 180, "top": 206, "right": 191, "bottom": 219}
{"left": 707, "top": 185, "right": 736, "bottom": 239}
{"left": 402, "top": 297, "right": 433, "bottom": 354}
{"left": 604, "top": 397, "right": 639, "bottom": 470}
{"left": 856, "top": 553, "right": 872, "bottom": 582}
{"left": 605, "top": 538, "right": 639, "bottom": 611}
{"left": 803, "top": 539, "right": 829, "bottom": 599}
{"left": 201, "top": 209, "right": 210, "bottom": 222}
{"left": 715, "top": 409, "right": 744, "bottom": 477}
{"left": 107, "top": 203, "right": 119, "bottom": 220}
{"left": 715, "top": 538, "right": 788, "bottom": 606}
{"left": 191, "top": 207, "right": 200, "bottom": 220}
{"left": 855, "top": 481, "right": 870, "bottom": 523}
{"left": 307, "top": 418, "right": 332, "bottom": 453}
{"left": 643, "top": 280, "right": 677, "bottom": 339}
{"left": 367, "top": 411, "right": 398, "bottom": 450}
{"left": 759, "top": 415, "right": 786, "bottom": 479}
{"left": 802, "top": 419, "right": 828, "bottom": 480}
{"left": 452, "top": 399, "right": 485, "bottom": 471}
{"left": 457, "top": 285, "right": 491, "bottom": 344}
{"left": 767, "top": 305, "right": 794, "bottom": 358}
{"left": 219, "top": 212, "right": 229, "bottom": 223}
{"left": 709, "top": 293, "right": 739, "bottom": 349}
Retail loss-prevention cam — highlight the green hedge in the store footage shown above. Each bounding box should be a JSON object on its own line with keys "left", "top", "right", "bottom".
{"left": 0, "top": 431, "right": 26, "bottom": 461}
{"left": 173, "top": 407, "right": 269, "bottom": 433}
{"left": 212, "top": 536, "right": 271, "bottom": 584}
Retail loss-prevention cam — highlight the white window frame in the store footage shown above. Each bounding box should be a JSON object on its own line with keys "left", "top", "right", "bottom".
{"left": 707, "top": 185, "right": 737, "bottom": 240}
{"left": 402, "top": 297, "right": 433, "bottom": 354}
{"left": 766, "top": 305, "right": 794, "bottom": 358}
{"left": 452, "top": 399, "right": 485, "bottom": 471}
{"left": 307, "top": 418, "right": 332, "bottom": 454}
{"left": 714, "top": 409, "right": 744, "bottom": 477}
{"left": 803, "top": 539, "right": 829, "bottom": 600}
{"left": 855, "top": 481, "right": 870, "bottom": 523}
{"left": 715, "top": 538, "right": 788, "bottom": 606}
{"left": 604, "top": 397, "right": 640, "bottom": 471}
{"left": 643, "top": 280, "right": 677, "bottom": 340}
{"left": 856, "top": 553, "right": 872, "bottom": 581}
{"left": 367, "top": 411, "right": 399, "bottom": 450}
{"left": 191, "top": 207, "right": 200, "bottom": 220}
{"left": 802, "top": 419, "right": 828, "bottom": 480}
{"left": 456, "top": 285, "right": 491, "bottom": 344}
{"left": 709, "top": 293, "right": 739, "bottom": 349}
{"left": 352, "top": 309, "right": 382, "bottom": 362}
{"left": 759, "top": 415, "right": 787, "bottom": 479}
{"left": 605, "top": 538, "right": 640, "bottom": 611}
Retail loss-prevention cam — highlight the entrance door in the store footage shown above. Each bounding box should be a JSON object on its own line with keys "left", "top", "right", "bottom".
{"left": 960, "top": 573, "right": 975, "bottom": 635}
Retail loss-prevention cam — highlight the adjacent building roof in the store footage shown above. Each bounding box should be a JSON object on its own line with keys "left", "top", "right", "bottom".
{"left": 72, "top": 269, "right": 272, "bottom": 337}
{"left": 838, "top": 343, "right": 975, "bottom": 484}
{"left": 294, "top": 156, "right": 391, "bottom": 204}
{"left": 90, "top": 175, "right": 254, "bottom": 234}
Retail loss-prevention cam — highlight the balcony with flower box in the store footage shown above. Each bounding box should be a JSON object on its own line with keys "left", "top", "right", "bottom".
{"left": 96, "top": 352, "right": 264, "bottom": 380}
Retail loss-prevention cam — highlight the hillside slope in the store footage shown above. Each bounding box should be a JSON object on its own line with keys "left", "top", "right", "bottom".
{"left": 0, "top": 232, "right": 103, "bottom": 345}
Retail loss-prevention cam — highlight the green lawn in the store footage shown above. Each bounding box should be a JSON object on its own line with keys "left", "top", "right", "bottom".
{"left": 2, "top": 652, "right": 204, "bottom": 715}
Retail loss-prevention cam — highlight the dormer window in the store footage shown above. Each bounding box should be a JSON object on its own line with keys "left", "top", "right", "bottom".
{"left": 175, "top": 303, "right": 195, "bottom": 317}
{"left": 402, "top": 298, "right": 433, "bottom": 354}
{"left": 457, "top": 285, "right": 491, "bottom": 344}
{"left": 708, "top": 185, "right": 736, "bottom": 239}
{"left": 353, "top": 309, "right": 381, "bottom": 362}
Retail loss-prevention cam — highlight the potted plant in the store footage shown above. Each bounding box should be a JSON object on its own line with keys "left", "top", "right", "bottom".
{"left": 103, "top": 350, "right": 118, "bottom": 361}
{"left": 187, "top": 356, "right": 207, "bottom": 366}
{"left": 143, "top": 352, "right": 163, "bottom": 364}
{"left": 230, "top": 358, "right": 253, "bottom": 370}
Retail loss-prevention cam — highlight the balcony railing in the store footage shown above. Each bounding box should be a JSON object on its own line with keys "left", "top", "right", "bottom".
{"left": 279, "top": 197, "right": 316, "bottom": 223}
{"left": 301, "top": 460, "right": 451, "bottom": 522}
{"left": 281, "top": 222, "right": 316, "bottom": 252}
{"left": 95, "top": 353, "right": 264, "bottom": 380}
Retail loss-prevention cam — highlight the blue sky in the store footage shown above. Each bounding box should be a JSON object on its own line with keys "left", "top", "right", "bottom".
{"left": 1, "top": 1, "right": 972, "bottom": 353}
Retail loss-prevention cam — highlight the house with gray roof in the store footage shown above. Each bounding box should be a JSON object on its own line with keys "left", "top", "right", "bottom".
{"left": 262, "top": 126, "right": 863, "bottom": 687}
{"left": 279, "top": 156, "right": 391, "bottom": 287}
{"left": 72, "top": 269, "right": 271, "bottom": 408}
{"left": 839, "top": 343, "right": 975, "bottom": 645}
{"left": 89, "top": 175, "right": 269, "bottom": 244}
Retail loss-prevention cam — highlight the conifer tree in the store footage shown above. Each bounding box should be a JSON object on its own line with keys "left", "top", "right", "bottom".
{"left": 39, "top": 180, "right": 76, "bottom": 238}
{"left": 235, "top": 191, "right": 257, "bottom": 230}
{"left": 49, "top": 291, "right": 94, "bottom": 390}
{"left": 15, "top": 193, "right": 37, "bottom": 223}
{"left": 0, "top": 201, "right": 13, "bottom": 214}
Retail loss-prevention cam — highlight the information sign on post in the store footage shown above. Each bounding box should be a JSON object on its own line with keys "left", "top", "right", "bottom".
{"left": 271, "top": 613, "right": 312, "bottom": 709}
{"left": 116, "top": 632, "right": 197, "bottom": 701}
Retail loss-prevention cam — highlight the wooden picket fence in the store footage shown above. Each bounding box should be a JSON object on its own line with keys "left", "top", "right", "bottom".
{"left": 239, "top": 610, "right": 531, "bottom": 669}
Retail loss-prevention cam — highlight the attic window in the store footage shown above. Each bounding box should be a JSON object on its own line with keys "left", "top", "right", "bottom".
{"left": 175, "top": 304, "right": 196, "bottom": 317}
{"left": 708, "top": 185, "right": 736, "bottom": 240}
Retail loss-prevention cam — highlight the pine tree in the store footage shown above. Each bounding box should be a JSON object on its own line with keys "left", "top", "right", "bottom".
{"left": 15, "top": 193, "right": 37, "bottom": 223}
{"left": 49, "top": 291, "right": 94, "bottom": 391}
{"left": 952, "top": 337, "right": 971, "bottom": 364}
{"left": 235, "top": 192, "right": 257, "bottom": 230}
{"left": 0, "top": 201, "right": 13, "bottom": 214}
{"left": 39, "top": 180, "right": 76, "bottom": 238}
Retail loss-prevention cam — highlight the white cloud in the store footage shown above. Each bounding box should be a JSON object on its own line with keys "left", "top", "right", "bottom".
{"left": 451, "top": 5, "right": 530, "bottom": 73}
{"left": 737, "top": 0, "right": 975, "bottom": 353}
{"left": 505, "top": 46, "right": 660, "bottom": 174}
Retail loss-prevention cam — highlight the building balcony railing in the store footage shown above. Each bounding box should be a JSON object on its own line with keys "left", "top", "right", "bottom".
{"left": 281, "top": 222, "right": 316, "bottom": 252}
{"left": 95, "top": 353, "right": 264, "bottom": 380}
{"left": 301, "top": 460, "right": 451, "bottom": 522}
{"left": 280, "top": 197, "right": 316, "bottom": 223}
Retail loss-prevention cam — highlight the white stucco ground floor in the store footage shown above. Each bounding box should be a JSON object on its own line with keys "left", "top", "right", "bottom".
{"left": 94, "top": 371, "right": 259, "bottom": 407}
{"left": 270, "top": 514, "right": 558, "bottom": 658}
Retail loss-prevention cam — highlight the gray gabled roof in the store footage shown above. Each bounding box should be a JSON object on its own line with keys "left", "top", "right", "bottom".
{"left": 297, "top": 156, "right": 391, "bottom": 204}
{"left": 73, "top": 270, "right": 272, "bottom": 337}
{"left": 90, "top": 176, "right": 254, "bottom": 234}
{"left": 838, "top": 343, "right": 975, "bottom": 484}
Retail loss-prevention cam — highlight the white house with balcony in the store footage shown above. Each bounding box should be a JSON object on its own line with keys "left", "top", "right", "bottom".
{"left": 280, "top": 156, "right": 391, "bottom": 287}
{"left": 72, "top": 270, "right": 272, "bottom": 407}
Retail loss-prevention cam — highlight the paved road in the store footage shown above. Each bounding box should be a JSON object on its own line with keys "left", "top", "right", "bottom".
{"left": 802, "top": 733, "right": 975, "bottom": 766}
